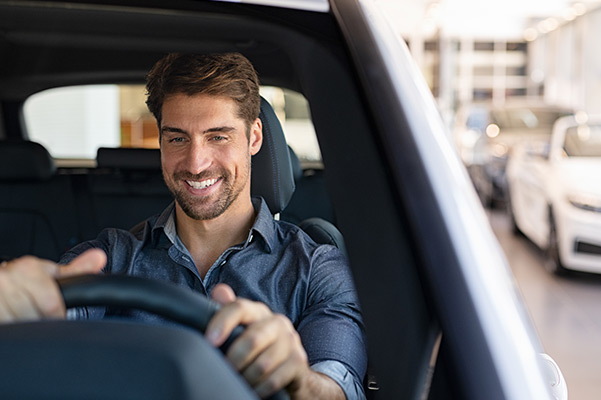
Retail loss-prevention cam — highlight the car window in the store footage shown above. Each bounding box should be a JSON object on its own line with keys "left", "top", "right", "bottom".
{"left": 23, "top": 84, "right": 320, "bottom": 164}
{"left": 564, "top": 124, "right": 601, "bottom": 157}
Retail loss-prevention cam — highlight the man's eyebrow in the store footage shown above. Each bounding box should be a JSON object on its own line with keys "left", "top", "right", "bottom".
{"left": 161, "top": 126, "right": 188, "bottom": 134}
{"left": 202, "top": 126, "right": 236, "bottom": 134}
{"left": 160, "top": 126, "right": 236, "bottom": 134}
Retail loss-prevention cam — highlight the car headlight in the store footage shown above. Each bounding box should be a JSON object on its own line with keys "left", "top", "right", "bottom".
{"left": 568, "top": 192, "right": 601, "bottom": 213}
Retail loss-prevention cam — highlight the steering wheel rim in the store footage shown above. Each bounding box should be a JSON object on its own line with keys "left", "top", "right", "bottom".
{"left": 57, "top": 274, "right": 289, "bottom": 400}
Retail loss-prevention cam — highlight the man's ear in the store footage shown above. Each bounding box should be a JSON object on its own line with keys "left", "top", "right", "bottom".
{"left": 249, "top": 118, "right": 263, "bottom": 156}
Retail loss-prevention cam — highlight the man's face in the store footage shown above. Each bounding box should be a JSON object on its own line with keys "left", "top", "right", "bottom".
{"left": 160, "top": 93, "right": 262, "bottom": 221}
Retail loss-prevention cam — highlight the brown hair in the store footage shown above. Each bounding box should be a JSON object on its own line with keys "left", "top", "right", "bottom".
{"left": 145, "top": 53, "right": 260, "bottom": 130}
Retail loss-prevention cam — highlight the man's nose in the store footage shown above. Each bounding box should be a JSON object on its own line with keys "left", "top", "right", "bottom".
{"left": 185, "top": 141, "right": 211, "bottom": 174}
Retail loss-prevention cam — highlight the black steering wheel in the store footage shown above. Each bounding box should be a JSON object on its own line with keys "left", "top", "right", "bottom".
{"left": 0, "top": 274, "right": 288, "bottom": 400}
{"left": 58, "top": 274, "right": 244, "bottom": 352}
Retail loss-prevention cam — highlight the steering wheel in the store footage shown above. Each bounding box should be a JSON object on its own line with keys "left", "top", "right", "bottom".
{"left": 59, "top": 274, "right": 289, "bottom": 400}
{"left": 58, "top": 274, "right": 244, "bottom": 351}
{"left": 0, "top": 274, "right": 288, "bottom": 400}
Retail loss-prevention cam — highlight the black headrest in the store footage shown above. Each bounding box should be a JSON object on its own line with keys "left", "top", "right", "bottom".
{"left": 0, "top": 141, "right": 56, "bottom": 181}
{"left": 251, "top": 97, "right": 295, "bottom": 214}
{"left": 287, "top": 145, "right": 303, "bottom": 181}
{"left": 97, "top": 147, "right": 161, "bottom": 170}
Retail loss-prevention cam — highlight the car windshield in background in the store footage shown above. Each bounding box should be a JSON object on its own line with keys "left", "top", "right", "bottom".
{"left": 492, "top": 108, "right": 567, "bottom": 131}
{"left": 564, "top": 124, "right": 601, "bottom": 157}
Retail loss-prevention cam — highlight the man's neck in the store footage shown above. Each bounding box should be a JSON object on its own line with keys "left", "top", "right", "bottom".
{"left": 175, "top": 198, "right": 256, "bottom": 279}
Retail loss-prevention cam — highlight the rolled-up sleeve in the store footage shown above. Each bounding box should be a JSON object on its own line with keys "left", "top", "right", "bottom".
{"left": 297, "top": 245, "right": 367, "bottom": 399}
{"left": 311, "top": 360, "right": 366, "bottom": 400}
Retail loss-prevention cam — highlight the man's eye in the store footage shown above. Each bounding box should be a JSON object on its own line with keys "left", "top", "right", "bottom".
{"left": 211, "top": 136, "right": 226, "bottom": 142}
{"left": 169, "top": 137, "right": 186, "bottom": 143}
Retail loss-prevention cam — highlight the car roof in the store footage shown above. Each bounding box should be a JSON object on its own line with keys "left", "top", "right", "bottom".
{"left": 213, "top": 0, "right": 329, "bottom": 12}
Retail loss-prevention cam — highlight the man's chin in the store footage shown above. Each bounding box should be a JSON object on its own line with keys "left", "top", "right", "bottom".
{"left": 177, "top": 199, "right": 229, "bottom": 221}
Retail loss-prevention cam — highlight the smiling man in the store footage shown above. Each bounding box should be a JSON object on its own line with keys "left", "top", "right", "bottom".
{"left": 0, "top": 53, "right": 367, "bottom": 400}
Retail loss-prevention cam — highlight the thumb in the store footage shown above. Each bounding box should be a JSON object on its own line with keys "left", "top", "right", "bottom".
{"left": 59, "top": 249, "right": 107, "bottom": 277}
{"left": 211, "top": 283, "right": 237, "bottom": 305}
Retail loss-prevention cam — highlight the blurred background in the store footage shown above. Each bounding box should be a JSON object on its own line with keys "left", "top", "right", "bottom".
{"left": 376, "top": 1, "right": 601, "bottom": 399}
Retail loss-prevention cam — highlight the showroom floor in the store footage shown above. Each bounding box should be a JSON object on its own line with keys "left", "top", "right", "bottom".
{"left": 488, "top": 209, "right": 601, "bottom": 400}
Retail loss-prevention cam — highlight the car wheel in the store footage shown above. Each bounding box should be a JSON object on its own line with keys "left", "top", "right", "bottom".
{"left": 545, "top": 215, "right": 567, "bottom": 276}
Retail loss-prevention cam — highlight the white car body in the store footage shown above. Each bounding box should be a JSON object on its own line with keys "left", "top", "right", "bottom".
{"left": 507, "top": 114, "right": 601, "bottom": 273}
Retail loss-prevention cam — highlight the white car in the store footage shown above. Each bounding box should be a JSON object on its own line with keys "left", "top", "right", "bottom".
{"left": 507, "top": 114, "right": 601, "bottom": 274}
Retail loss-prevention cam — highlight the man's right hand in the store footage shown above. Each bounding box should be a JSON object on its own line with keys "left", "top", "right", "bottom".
{"left": 0, "top": 249, "right": 106, "bottom": 322}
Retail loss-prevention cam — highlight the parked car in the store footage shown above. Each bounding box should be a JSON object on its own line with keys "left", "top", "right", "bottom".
{"left": 0, "top": 0, "right": 564, "bottom": 399}
{"left": 507, "top": 114, "right": 601, "bottom": 275}
{"left": 454, "top": 101, "right": 571, "bottom": 207}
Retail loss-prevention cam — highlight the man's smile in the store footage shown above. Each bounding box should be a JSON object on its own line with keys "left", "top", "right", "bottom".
{"left": 185, "top": 178, "right": 219, "bottom": 190}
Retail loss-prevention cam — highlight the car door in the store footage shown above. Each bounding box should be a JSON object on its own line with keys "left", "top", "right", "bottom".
{"left": 509, "top": 141, "right": 551, "bottom": 248}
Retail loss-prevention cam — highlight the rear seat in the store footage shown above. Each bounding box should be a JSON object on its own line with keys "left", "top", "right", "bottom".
{"left": 280, "top": 146, "right": 335, "bottom": 225}
{"left": 0, "top": 141, "right": 80, "bottom": 261}
{"left": 78, "top": 147, "right": 173, "bottom": 238}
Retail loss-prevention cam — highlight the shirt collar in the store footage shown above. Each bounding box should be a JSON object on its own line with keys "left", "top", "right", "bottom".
{"left": 151, "top": 197, "right": 276, "bottom": 253}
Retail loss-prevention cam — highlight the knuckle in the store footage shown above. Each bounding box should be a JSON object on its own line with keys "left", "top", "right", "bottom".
{"left": 40, "top": 294, "right": 64, "bottom": 317}
{"left": 253, "top": 358, "right": 271, "bottom": 376}
{"left": 273, "top": 313, "right": 292, "bottom": 328}
{"left": 241, "top": 330, "right": 262, "bottom": 349}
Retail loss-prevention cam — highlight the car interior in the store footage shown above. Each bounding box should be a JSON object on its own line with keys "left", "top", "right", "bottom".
{"left": 0, "top": 1, "right": 523, "bottom": 399}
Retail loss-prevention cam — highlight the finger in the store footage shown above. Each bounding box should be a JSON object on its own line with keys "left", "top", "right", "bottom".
{"left": 0, "top": 269, "right": 40, "bottom": 321}
{"left": 229, "top": 314, "right": 287, "bottom": 372}
{"left": 0, "top": 257, "right": 65, "bottom": 320}
{"left": 253, "top": 352, "right": 308, "bottom": 399}
{"left": 211, "top": 283, "right": 237, "bottom": 305}
{"left": 206, "top": 299, "right": 271, "bottom": 347}
{"left": 59, "top": 249, "right": 107, "bottom": 277}
{"left": 239, "top": 316, "right": 305, "bottom": 388}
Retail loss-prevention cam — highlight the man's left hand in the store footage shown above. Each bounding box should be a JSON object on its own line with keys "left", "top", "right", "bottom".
{"left": 207, "top": 283, "right": 344, "bottom": 400}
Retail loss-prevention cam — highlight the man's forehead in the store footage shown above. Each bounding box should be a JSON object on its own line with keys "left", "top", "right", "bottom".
{"left": 161, "top": 94, "right": 243, "bottom": 125}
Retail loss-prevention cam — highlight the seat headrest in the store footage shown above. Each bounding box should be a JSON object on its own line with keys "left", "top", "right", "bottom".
{"left": 0, "top": 141, "right": 56, "bottom": 181}
{"left": 287, "top": 145, "right": 303, "bottom": 181}
{"left": 251, "top": 97, "right": 295, "bottom": 214}
{"left": 97, "top": 147, "right": 161, "bottom": 170}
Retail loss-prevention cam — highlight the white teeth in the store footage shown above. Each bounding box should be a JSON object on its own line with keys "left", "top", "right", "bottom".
{"left": 186, "top": 178, "right": 217, "bottom": 189}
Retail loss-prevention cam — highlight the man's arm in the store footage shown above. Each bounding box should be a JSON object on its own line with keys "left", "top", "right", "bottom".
{"left": 207, "top": 283, "right": 345, "bottom": 400}
{"left": 0, "top": 249, "right": 106, "bottom": 322}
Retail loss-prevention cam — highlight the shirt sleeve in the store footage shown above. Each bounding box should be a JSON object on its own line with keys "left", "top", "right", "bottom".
{"left": 59, "top": 230, "right": 113, "bottom": 321}
{"left": 311, "top": 360, "right": 366, "bottom": 400}
{"left": 297, "top": 244, "right": 367, "bottom": 398}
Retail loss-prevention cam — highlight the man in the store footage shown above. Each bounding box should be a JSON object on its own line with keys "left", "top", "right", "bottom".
{"left": 0, "top": 53, "right": 366, "bottom": 399}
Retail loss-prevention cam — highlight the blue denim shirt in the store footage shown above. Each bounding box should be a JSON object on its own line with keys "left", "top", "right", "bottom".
{"left": 61, "top": 197, "right": 366, "bottom": 399}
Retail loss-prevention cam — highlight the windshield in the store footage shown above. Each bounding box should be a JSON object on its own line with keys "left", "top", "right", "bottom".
{"left": 563, "top": 124, "right": 601, "bottom": 157}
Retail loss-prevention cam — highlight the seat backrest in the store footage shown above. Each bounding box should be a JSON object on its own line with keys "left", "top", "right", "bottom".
{"left": 0, "top": 141, "right": 80, "bottom": 260}
{"left": 280, "top": 146, "right": 335, "bottom": 225}
{"left": 253, "top": 100, "right": 346, "bottom": 254}
{"left": 78, "top": 147, "right": 173, "bottom": 238}
{"left": 251, "top": 97, "right": 296, "bottom": 214}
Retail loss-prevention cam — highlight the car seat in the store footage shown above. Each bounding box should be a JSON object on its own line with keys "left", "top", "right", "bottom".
{"left": 80, "top": 146, "right": 173, "bottom": 238}
{"left": 252, "top": 98, "right": 346, "bottom": 253}
{"left": 0, "top": 140, "right": 80, "bottom": 260}
{"left": 280, "top": 145, "right": 336, "bottom": 225}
